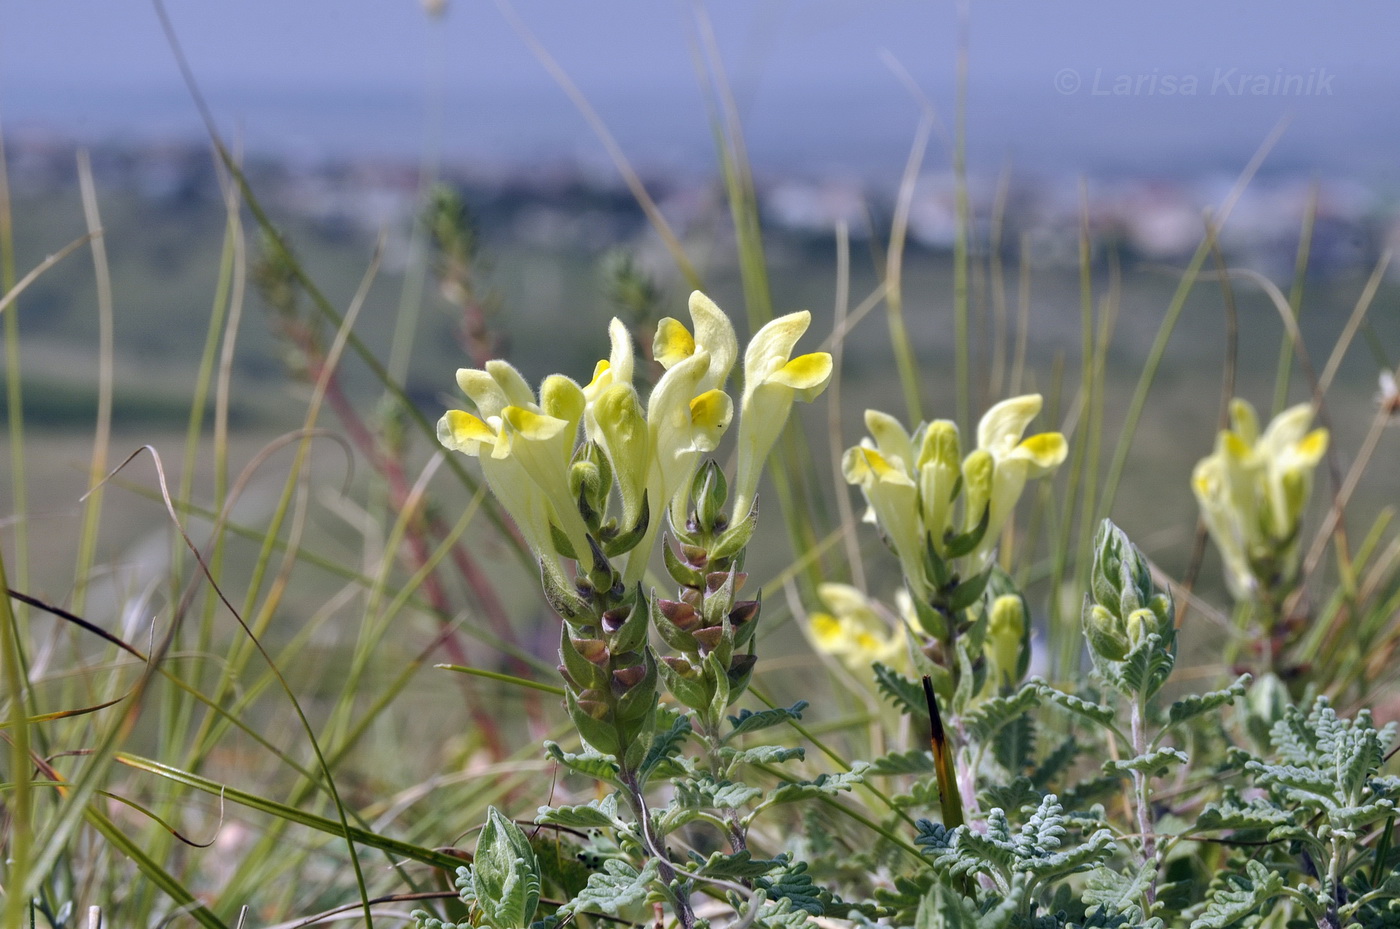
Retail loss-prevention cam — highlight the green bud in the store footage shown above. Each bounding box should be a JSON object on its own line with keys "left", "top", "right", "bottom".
{"left": 594, "top": 384, "right": 650, "bottom": 528}
{"left": 961, "top": 450, "right": 994, "bottom": 533}
{"left": 985, "top": 593, "right": 1028, "bottom": 689}
{"left": 917, "top": 424, "right": 962, "bottom": 553}
{"left": 1125, "top": 607, "right": 1158, "bottom": 649}
{"left": 692, "top": 459, "right": 730, "bottom": 534}
{"left": 472, "top": 807, "right": 541, "bottom": 929}
{"left": 1084, "top": 601, "right": 1130, "bottom": 662}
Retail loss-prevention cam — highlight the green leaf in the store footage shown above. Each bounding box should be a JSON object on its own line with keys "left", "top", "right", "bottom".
{"left": 767, "top": 764, "right": 870, "bottom": 805}
{"left": 726, "top": 701, "right": 809, "bottom": 740}
{"left": 472, "top": 807, "right": 542, "bottom": 929}
{"left": 556, "top": 858, "right": 660, "bottom": 920}
{"left": 1031, "top": 735, "right": 1080, "bottom": 789}
{"left": 1034, "top": 680, "right": 1118, "bottom": 729}
{"left": 874, "top": 662, "right": 929, "bottom": 719}
{"left": 638, "top": 711, "right": 692, "bottom": 782}
{"left": 722, "top": 744, "right": 806, "bottom": 765}
{"left": 1103, "top": 747, "right": 1189, "bottom": 778}
{"left": 692, "top": 849, "right": 785, "bottom": 880}
{"left": 1188, "top": 859, "right": 1285, "bottom": 929}
{"left": 544, "top": 742, "right": 620, "bottom": 786}
{"left": 1083, "top": 861, "right": 1158, "bottom": 916}
{"left": 869, "top": 748, "right": 935, "bottom": 776}
{"left": 536, "top": 794, "right": 621, "bottom": 830}
{"left": 1167, "top": 675, "right": 1251, "bottom": 728}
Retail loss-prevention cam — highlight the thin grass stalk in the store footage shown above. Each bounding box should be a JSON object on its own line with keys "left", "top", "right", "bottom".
{"left": 988, "top": 165, "right": 1012, "bottom": 398}
{"left": 1011, "top": 232, "right": 1031, "bottom": 395}
{"left": 70, "top": 154, "right": 114, "bottom": 618}
{"left": 494, "top": 0, "right": 699, "bottom": 289}
{"left": 0, "top": 119, "right": 28, "bottom": 599}
{"left": 1097, "top": 121, "right": 1286, "bottom": 518}
{"left": 1272, "top": 184, "right": 1318, "bottom": 415}
{"left": 691, "top": 4, "right": 828, "bottom": 591}
{"left": 1048, "top": 197, "right": 1096, "bottom": 676}
{"left": 953, "top": 0, "right": 971, "bottom": 431}
{"left": 1, "top": 545, "right": 35, "bottom": 929}
{"left": 828, "top": 223, "right": 865, "bottom": 591}
{"left": 885, "top": 113, "right": 933, "bottom": 425}
{"left": 1317, "top": 253, "right": 1389, "bottom": 399}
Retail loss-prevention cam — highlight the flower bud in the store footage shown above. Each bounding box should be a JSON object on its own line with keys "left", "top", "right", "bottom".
{"left": 961, "top": 450, "right": 994, "bottom": 533}
{"left": 691, "top": 459, "right": 730, "bottom": 533}
{"left": 918, "top": 419, "right": 961, "bottom": 547}
{"left": 1084, "top": 601, "right": 1130, "bottom": 662}
{"left": 984, "top": 593, "right": 1028, "bottom": 689}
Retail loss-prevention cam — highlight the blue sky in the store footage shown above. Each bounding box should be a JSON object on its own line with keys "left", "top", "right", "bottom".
{"left": 2, "top": 1, "right": 1396, "bottom": 178}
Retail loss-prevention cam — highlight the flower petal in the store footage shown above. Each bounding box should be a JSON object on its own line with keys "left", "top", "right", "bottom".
{"left": 688, "top": 388, "right": 734, "bottom": 451}
{"left": 744, "top": 311, "right": 812, "bottom": 385}
{"left": 653, "top": 317, "right": 695, "bottom": 369}
{"left": 438, "top": 410, "right": 496, "bottom": 455}
{"left": 864, "top": 409, "right": 915, "bottom": 474}
{"left": 770, "top": 352, "right": 833, "bottom": 399}
{"left": 688, "top": 291, "right": 738, "bottom": 390}
{"left": 1006, "top": 432, "right": 1068, "bottom": 475}
{"left": 977, "top": 394, "right": 1044, "bottom": 457}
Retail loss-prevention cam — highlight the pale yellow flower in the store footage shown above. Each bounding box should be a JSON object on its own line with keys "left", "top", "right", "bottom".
{"left": 439, "top": 360, "right": 590, "bottom": 562}
{"left": 732, "top": 310, "right": 833, "bottom": 516}
{"left": 1192, "top": 399, "right": 1328, "bottom": 600}
{"left": 806, "top": 583, "right": 905, "bottom": 672}
{"left": 969, "top": 395, "right": 1067, "bottom": 562}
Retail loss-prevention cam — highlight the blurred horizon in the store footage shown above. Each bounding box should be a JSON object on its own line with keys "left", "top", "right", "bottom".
{"left": 3, "top": 1, "right": 1399, "bottom": 184}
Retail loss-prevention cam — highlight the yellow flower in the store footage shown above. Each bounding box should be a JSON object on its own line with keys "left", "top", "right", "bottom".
{"left": 969, "top": 395, "right": 1067, "bottom": 563}
{"left": 653, "top": 290, "right": 739, "bottom": 393}
{"left": 582, "top": 317, "right": 636, "bottom": 441}
{"left": 806, "top": 583, "right": 905, "bottom": 672}
{"left": 439, "top": 360, "right": 590, "bottom": 563}
{"left": 1192, "top": 399, "right": 1328, "bottom": 600}
{"left": 732, "top": 310, "right": 833, "bottom": 516}
{"left": 842, "top": 436, "right": 928, "bottom": 600}
{"left": 647, "top": 291, "right": 740, "bottom": 528}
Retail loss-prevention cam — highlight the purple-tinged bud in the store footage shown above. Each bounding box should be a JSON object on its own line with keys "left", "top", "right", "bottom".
{"left": 571, "top": 638, "right": 610, "bottom": 667}
{"left": 612, "top": 664, "right": 647, "bottom": 691}
{"left": 662, "top": 656, "right": 698, "bottom": 678}
{"left": 681, "top": 544, "right": 710, "bottom": 568}
{"left": 706, "top": 571, "right": 748, "bottom": 594}
{"left": 728, "top": 600, "right": 761, "bottom": 627}
{"left": 601, "top": 607, "right": 629, "bottom": 635}
{"left": 692, "top": 626, "right": 725, "bottom": 654}
{"left": 657, "top": 599, "right": 702, "bottom": 632}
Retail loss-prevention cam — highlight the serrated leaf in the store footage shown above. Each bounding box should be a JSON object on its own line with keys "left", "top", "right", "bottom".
{"left": 638, "top": 711, "right": 692, "bottom": 782}
{"left": 978, "top": 777, "right": 1041, "bottom": 817}
{"left": 1031, "top": 735, "right": 1080, "bottom": 790}
{"left": 767, "top": 764, "right": 869, "bottom": 805}
{"left": 726, "top": 701, "right": 809, "bottom": 740}
{"left": 545, "top": 741, "right": 620, "bottom": 785}
{"left": 556, "top": 858, "right": 660, "bottom": 919}
{"left": 874, "top": 662, "right": 929, "bottom": 718}
{"left": 1193, "top": 799, "right": 1293, "bottom": 834}
{"left": 1167, "top": 674, "right": 1250, "bottom": 727}
{"left": 1103, "top": 747, "right": 1189, "bottom": 777}
{"left": 755, "top": 859, "right": 828, "bottom": 916}
{"left": 1035, "top": 680, "right": 1118, "bottom": 728}
{"left": 692, "top": 849, "right": 784, "bottom": 880}
{"left": 869, "top": 748, "right": 935, "bottom": 776}
{"left": 722, "top": 744, "right": 805, "bottom": 765}
{"left": 536, "top": 794, "right": 621, "bottom": 830}
{"left": 675, "top": 775, "right": 764, "bottom": 812}
{"left": 1083, "top": 861, "right": 1159, "bottom": 915}
{"left": 1188, "top": 859, "right": 1284, "bottom": 929}
{"left": 962, "top": 685, "right": 1041, "bottom": 742}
